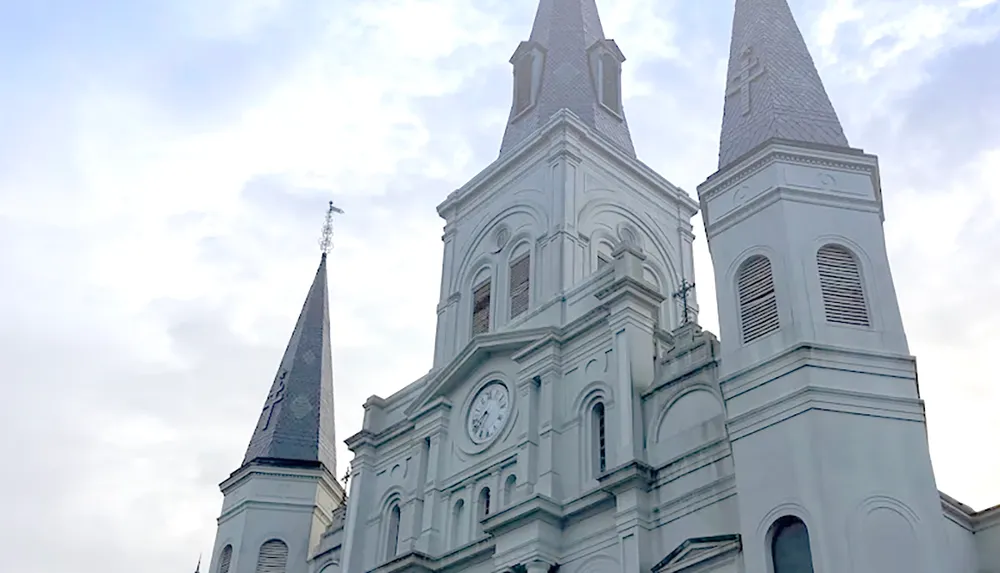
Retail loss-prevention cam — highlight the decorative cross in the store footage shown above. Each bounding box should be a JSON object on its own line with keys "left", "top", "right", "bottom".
{"left": 726, "top": 47, "right": 764, "bottom": 116}
{"left": 342, "top": 469, "right": 351, "bottom": 488}
{"left": 259, "top": 371, "right": 288, "bottom": 430}
{"left": 319, "top": 201, "right": 345, "bottom": 255}
{"left": 672, "top": 279, "right": 697, "bottom": 326}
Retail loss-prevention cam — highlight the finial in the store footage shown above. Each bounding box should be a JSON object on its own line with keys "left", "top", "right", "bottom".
{"left": 195, "top": 554, "right": 202, "bottom": 573}
{"left": 672, "top": 279, "right": 697, "bottom": 326}
{"left": 319, "top": 201, "right": 344, "bottom": 256}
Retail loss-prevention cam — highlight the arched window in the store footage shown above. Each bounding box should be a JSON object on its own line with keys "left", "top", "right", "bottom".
{"left": 385, "top": 504, "right": 401, "bottom": 560}
{"left": 600, "top": 53, "right": 621, "bottom": 113}
{"left": 592, "top": 402, "right": 607, "bottom": 476}
{"left": 514, "top": 54, "right": 535, "bottom": 114}
{"left": 451, "top": 499, "right": 466, "bottom": 548}
{"left": 255, "top": 539, "right": 288, "bottom": 573}
{"left": 504, "top": 474, "right": 517, "bottom": 506}
{"left": 476, "top": 487, "right": 492, "bottom": 536}
{"left": 737, "top": 255, "right": 780, "bottom": 343}
{"left": 478, "top": 487, "right": 491, "bottom": 518}
{"left": 217, "top": 545, "right": 233, "bottom": 573}
{"left": 509, "top": 254, "right": 531, "bottom": 320}
{"left": 817, "top": 244, "right": 870, "bottom": 327}
{"left": 771, "top": 516, "right": 815, "bottom": 573}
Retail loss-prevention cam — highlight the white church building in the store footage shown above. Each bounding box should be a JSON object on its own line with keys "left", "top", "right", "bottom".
{"left": 204, "top": 0, "right": 1000, "bottom": 572}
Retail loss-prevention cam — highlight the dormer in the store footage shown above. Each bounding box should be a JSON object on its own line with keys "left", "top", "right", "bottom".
{"left": 509, "top": 41, "right": 547, "bottom": 121}
{"left": 588, "top": 39, "right": 625, "bottom": 117}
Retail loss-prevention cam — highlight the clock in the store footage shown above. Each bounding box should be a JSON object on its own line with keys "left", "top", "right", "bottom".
{"left": 466, "top": 381, "right": 511, "bottom": 444}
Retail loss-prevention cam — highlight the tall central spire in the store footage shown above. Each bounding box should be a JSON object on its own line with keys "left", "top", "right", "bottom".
{"left": 717, "top": 0, "right": 850, "bottom": 170}
{"left": 499, "top": 0, "right": 636, "bottom": 157}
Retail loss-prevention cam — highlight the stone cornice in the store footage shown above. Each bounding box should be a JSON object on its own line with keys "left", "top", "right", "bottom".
{"left": 720, "top": 342, "right": 916, "bottom": 399}
{"left": 344, "top": 429, "right": 377, "bottom": 452}
{"left": 595, "top": 275, "right": 665, "bottom": 309}
{"left": 437, "top": 110, "right": 697, "bottom": 222}
{"left": 699, "top": 138, "right": 875, "bottom": 194}
{"left": 941, "top": 491, "right": 1000, "bottom": 532}
{"left": 697, "top": 139, "right": 885, "bottom": 226}
{"left": 482, "top": 494, "right": 565, "bottom": 536}
{"left": 220, "top": 459, "right": 339, "bottom": 493}
{"left": 727, "top": 385, "right": 926, "bottom": 441}
{"left": 597, "top": 460, "right": 655, "bottom": 494}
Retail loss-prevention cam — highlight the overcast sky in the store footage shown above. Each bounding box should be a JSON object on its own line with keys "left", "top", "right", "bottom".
{"left": 1, "top": 0, "right": 998, "bottom": 571}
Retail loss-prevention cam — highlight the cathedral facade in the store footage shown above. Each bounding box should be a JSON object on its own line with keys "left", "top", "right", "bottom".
{"left": 204, "top": 1, "right": 1000, "bottom": 572}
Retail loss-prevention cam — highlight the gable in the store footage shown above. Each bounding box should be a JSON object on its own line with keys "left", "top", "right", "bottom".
{"left": 652, "top": 534, "right": 742, "bottom": 573}
{"left": 405, "top": 328, "right": 553, "bottom": 419}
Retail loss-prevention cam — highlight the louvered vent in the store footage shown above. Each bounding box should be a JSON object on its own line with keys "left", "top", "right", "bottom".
{"left": 218, "top": 545, "right": 233, "bottom": 573}
{"left": 515, "top": 54, "right": 534, "bottom": 114}
{"left": 737, "top": 255, "right": 780, "bottom": 343}
{"left": 601, "top": 53, "right": 621, "bottom": 113}
{"left": 817, "top": 245, "right": 870, "bottom": 327}
{"left": 509, "top": 255, "right": 530, "bottom": 319}
{"left": 255, "top": 540, "right": 288, "bottom": 573}
{"left": 472, "top": 280, "right": 491, "bottom": 335}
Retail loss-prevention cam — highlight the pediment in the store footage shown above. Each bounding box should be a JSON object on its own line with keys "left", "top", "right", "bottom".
{"left": 587, "top": 38, "right": 625, "bottom": 62}
{"left": 405, "top": 327, "right": 554, "bottom": 419}
{"left": 652, "top": 534, "right": 741, "bottom": 573}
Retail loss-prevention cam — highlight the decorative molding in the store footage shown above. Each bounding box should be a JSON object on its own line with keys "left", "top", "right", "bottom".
{"left": 439, "top": 110, "right": 696, "bottom": 223}
{"left": 651, "top": 534, "right": 741, "bottom": 573}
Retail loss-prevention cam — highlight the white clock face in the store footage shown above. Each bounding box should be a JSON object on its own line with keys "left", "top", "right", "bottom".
{"left": 467, "top": 382, "right": 511, "bottom": 444}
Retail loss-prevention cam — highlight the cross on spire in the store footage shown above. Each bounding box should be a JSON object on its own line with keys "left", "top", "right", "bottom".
{"left": 319, "top": 201, "right": 344, "bottom": 256}
{"left": 726, "top": 47, "right": 764, "bottom": 116}
{"left": 257, "top": 370, "right": 287, "bottom": 431}
{"left": 672, "top": 279, "right": 697, "bottom": 326}
{"left": 717, "top": 0, "right": 850, "bottom": 170}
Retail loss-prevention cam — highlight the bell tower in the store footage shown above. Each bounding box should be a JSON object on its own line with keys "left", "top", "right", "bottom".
{"left": 697, "top": 0, "right": 947, "bottom": 571}
{"left": 206, "top": 204, "right": 346, "bottom": 573}
{"left": 430, "top": 0, "right": 700, "bottom": 368}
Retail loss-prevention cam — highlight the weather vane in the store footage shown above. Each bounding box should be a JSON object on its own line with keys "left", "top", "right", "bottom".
{"left": 319, "top": 201, "right": 344, "bottom": 255}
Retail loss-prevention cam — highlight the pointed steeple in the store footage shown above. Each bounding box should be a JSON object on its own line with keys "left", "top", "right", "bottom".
{"left": 718, "top": 0, "right": 850, "bottom": 170}
{"left": 242, "top": 251, "right": 337, "bottom": 472}
{"left": 500, "top": 0, "right": 636, "bottom": 157}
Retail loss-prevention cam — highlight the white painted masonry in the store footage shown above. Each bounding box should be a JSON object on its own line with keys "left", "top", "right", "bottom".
{"left": 205, "top": 1, "right": 1000, "bottom": 572}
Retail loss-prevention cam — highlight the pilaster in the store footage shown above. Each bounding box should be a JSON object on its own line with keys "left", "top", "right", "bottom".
{"left": 547, "top": 138, "right": 584, "bottom": 296}
{"left": 341, "top": 433, "right": 377, "bottom": 573}
{"left": 596, "top": 243, "right": 663, "bottom": 466}
{"left": 515, "top": 374, "right": 541, "bottom": 500}
{"left": 414, "top": 406, "right": 450, "bottom": 555}
{"left": 599, "top": 462, "right": 654, "bottom": 573}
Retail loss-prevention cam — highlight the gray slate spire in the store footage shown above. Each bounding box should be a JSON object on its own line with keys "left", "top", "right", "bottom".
{"left": 242, "top": 253, "right": 337, "bottom": 472}
{"left": 718, "top": 0, "right": 850, "bottom": 170}
{"left": 500, "top": 0, "right": 636, "bottom": 157}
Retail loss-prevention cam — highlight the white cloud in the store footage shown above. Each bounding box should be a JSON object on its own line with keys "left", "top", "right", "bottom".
{"left": 0, "top": 0, "right": 998, "bottom": 571}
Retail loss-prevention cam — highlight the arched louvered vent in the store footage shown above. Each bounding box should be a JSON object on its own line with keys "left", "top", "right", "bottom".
{"left": 255, "top": 539, "right": 288, "bottom": 573}
{"left": 218, "top": 545, "right": 233, "bottom": 573}
{"left": 817, "top": 245, "right": 870, "bottom": 327}
{"left": 509, "top": 254, "right": 530, "bottom": 319}
{"left": 737, "top": 255, "right": 780, "bottom": 343}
